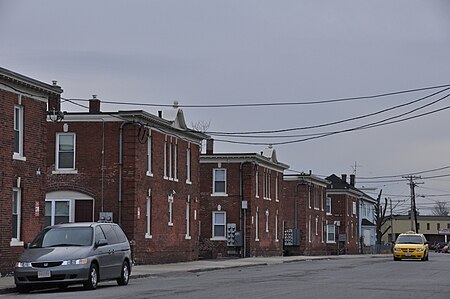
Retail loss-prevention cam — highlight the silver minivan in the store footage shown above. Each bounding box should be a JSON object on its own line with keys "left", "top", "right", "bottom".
{"left": 14, "top": 222, "right": 132, "bottom": 293}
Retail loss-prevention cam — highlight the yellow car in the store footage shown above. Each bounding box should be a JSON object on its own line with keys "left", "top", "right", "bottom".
{"left": 393, "top": 231, "right": 429, "bottom": 261}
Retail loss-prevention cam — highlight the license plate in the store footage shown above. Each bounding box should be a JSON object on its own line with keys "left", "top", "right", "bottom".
{"left": 38, "top": 270, "right": 51, "bottom": 278}
{"left": 405, "top": 253, "right": 411, "bottom": 257}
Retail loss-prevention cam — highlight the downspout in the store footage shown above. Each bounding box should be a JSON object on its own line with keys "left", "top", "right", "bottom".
{"left": 101, "top": 118, "right": 105, "bottom": 212}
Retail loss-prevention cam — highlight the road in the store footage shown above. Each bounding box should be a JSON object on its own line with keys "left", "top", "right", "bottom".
{"left": 4, "top": 253, "right": 450, "bottom": 299}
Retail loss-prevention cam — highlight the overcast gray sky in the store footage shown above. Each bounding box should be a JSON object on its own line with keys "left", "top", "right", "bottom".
{"left": 2, "top": 0, "right": 450, "bottom": 214}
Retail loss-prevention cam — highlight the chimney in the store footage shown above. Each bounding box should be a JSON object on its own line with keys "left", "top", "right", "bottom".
{"left": 89, "top": 95, "right": 100, "bottom": 113}
{"left": 206, "top": 138, "right": 214, "bottom": 154}
{"left": 350, "top": 174, "right": 355, "bottom": 187}
{"left": 158, "top": 111, "right": 163, "bottom": 118}
{"left": 341, "top": 174, "right": 347, "bottom": 183}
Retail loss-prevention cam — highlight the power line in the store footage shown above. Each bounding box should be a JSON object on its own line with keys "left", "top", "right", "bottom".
{"left": 62, "top": 83, "right": 450, "bottom": 108}
{"left": 212, "top": 92, "right": 450, "bottom": 145}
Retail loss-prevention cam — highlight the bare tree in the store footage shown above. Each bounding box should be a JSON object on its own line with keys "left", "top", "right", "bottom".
{"left": 191, "top": 120, "right": 211, "bottom": 133}
{"left": 432, "top": 201, "right": 449, "bottom": 216}
{"left": 374, "top": 189, "right": 391, "bottom": 247}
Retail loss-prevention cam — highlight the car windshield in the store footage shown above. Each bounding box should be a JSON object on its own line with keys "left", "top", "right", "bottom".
{"left": 29, "top": 227, "right": 93, "bottom": 248}
{"left": 396, "top": 235, "right": 423, "bottom": 244}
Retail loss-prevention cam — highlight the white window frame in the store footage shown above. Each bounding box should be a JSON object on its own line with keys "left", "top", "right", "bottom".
{"left": 163, "top": 137, "right": 168, "bottom": 179}
{"left": 45, "top": 199, "right": 72, "bottom": 226}
{"left": 275, "top": 210, "right": 279, "bottom": 242}
{"left": 211, "top": 211, "right": 226, "bottom": 240}
{"left": 146, "top": 192, "right": 152, "bottom": 238}
{"left": 352, "top": 201, "right": 357, "bottom": 216}
{"left": 265, "top": 209, "right": 269, "bottom": 233}
{"left": 327, "top": 224, "right": 336, "bottom": 243}
{"left": 275, "top": 174, "right": 279, "bottom": 202}
{"left": 255, "top": 207, "right": 260, "bottom": 241}
{"left": 146, "top": 134, "right": 153, "bottom": 176}
{"left": 174, "top": 140, "right": 178, "bottom": 181}
{"left": 185, "top": 196, "right": 191, "bottom": 239}
{"left": 169, "top": 141, "right": 173, "bottom": 180}
{"left": 11, "top": 188, "right": 22, "bottom": 245}
{"left": 255, "top": 169, "right": 259, "bottom": 198}
{"left": 308, "top": 215, "right": 311, "bottom": 243}
{"left": 13, "top": 105, "right": 25, "bottom": 160}
{"left": 168, "top": 194, "right": 174, "bottom": 226}
{"left": 212, "top": 168, "right": 227, "bottom": 196}
{"left": 315, "top": 216, "right": 319, "bottom": 236}
{"left": 326, "top": 197, "right": 332, "bottom": 215}
{"left": 55, "top": 133, "right": 76, "bottom": 171}
{"left": 186, "top": 145, "right": 191, "bottom": 184}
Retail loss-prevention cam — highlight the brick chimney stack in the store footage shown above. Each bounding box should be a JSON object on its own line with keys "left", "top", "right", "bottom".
{"left": 350, "top": 174, "right": 355, "bottom": 186}
{"left": 89, "top": 95, "right": 100, "bottom": 113}
{"left": 341, "top": 174, "right": 347, "bottom": 183}
{"left": 206, "top": 138, "right": 214, "bottom": 154}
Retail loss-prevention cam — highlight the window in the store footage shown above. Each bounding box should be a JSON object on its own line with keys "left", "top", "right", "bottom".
{"left": 275, "top": 210, "right": 279, "bottom": 242}
{"left": 255, "top": 208, "right": 259, "bottom": 241}
{"left": 447, "top": 223, "right": 450, "bottom": 229}
{"left": 213, "top": 168, "right": 227, "bottom": 195}
{"left": 265, "top": 209, "right": 269, "bottom": 233}
{"left": 13, "top": 105, "right": 24, "bottom": 158}
{"left": 327, "top": 224, "right": 335, "bottom": 243}
{"left": 56, "top": 133, "right": 76, "bottom": 170}
{"left": 212, "top": 211, "right": 226, "bottom": 239}
{"left": 326, "top": 197, "right": 332, "bottom": 215}
{"left": 275, "top": 175, "right": 279, "bottom": 201}
{"left": 352, "top": 202, "right": 357, "bottom": 215}
{"left": 174, "top": 141, "right": 178, "bottom": 181}
{"left": 168, "top": 195, "right": 174, "bottom": 226}
{"left": 264, "top": 169, "right": 271, "bottom": 199}
{"left": 437, "top": 223, "right": 441, "bottom": 231}
{"left": 185, "top": 196, "right": 191, "bottom": 239}
{"left": 45, "top": 200, "right": 71, "bottom": 227}
{"left": 12, "top": 188, "right": 21, "bottom": 241}
{"left": 147, "top": 135, "right": 152, "bottom": 176}
{"left": 163, "top": 137, "right": 168, "bottom": 178}
{"left": 255, "top": 169, "right": 259, "bottom": 198}
{"left": 308, "top": 215, "right": 311, "bottom": 243}
{"left": 315, "top": 217, "right": 319, "bottom": 236}
{"left": 427, "top": 223, "right": 430, "bottom": 230}
{"left": 186, "top": 145, "right": 191, "bottom": 183}
{"left": 146, "top": 191, "right": 152, "bottom": 238}
{"left": 169, "top": 141, "right": 173, "bottom": 179}
{"left": 314, "top": 187, "right": 320, "bottom": 209}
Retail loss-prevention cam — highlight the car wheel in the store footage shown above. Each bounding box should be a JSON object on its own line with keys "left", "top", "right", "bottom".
{"left": 117, "top": 261, "right": 130, "bottom": 286}
{"left": 16, "top": 285, "right": 31, "bottom": 294}
{"left": 393, "top": 257, "right": 400, "bottom": 261}
{"left": 84, "top": 263, "right": 99, "bottom": 290}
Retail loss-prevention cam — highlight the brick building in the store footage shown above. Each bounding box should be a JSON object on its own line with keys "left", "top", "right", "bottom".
{"left": 283, "top": 172, "right": 330, "bottom": 255}
{"left": 199, "top": 141, "right": 289, "bottom": 258}
{"left": 325, "top": 174, "right": 361, "bottom": 254}
{"left": 46, "top": 100, "right": 206, "bottom": 264}
{"left": 0, "top": 67, "right": 63, "bottom": 274}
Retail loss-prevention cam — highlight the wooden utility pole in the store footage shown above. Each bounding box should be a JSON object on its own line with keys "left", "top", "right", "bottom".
{"left": 403, "top": 176, "right": 422, "bottom": 232}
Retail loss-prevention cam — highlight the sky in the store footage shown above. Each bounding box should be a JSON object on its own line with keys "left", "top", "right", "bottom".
{"left": 2, "top": 0, "right": 450, "bottom": 214}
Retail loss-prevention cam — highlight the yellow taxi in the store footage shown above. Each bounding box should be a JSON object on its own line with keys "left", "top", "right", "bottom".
{"left": 393, "top": 231, "right": 429, "bottom": 261}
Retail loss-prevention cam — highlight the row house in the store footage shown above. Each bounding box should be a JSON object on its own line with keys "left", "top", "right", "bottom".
{"left": 283, "top": 172, "right": 329, "bottom": 255}
{"left": 325, "top": 174, "right": 361, "bottom": 254}
{"left": 46, "top": 99, "right": 207, "bottom": 265}
{"left": 199, "top": 141, "right": 289, "bottom": 258}
{"left": 359, "top": 189, "right": 377, "bottom": 253}
{"left": 0, "top": 67, "right": 63, "bottom": 273}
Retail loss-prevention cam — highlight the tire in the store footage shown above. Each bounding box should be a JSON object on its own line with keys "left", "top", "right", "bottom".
{"left": 117, "top": 261, "right": 130, "bottom": 286}
{"left": 16, "top": 285, "right": 31, "bottom": 294}
{"left": 393, "top": 256, "right": 400, "bottom": 261}
{"left": 422, "top": 251, "right": 429, "bottom": 261}
{"left": 84, "top": 263, "right": 99, "bottom": 290}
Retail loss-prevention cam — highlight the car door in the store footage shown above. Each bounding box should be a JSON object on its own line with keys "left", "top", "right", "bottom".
{"left": 94, "top": 225, "right": 115, "bottom": 280}
{"left": 100, "top": 224, "right": 122, "bottom": 277}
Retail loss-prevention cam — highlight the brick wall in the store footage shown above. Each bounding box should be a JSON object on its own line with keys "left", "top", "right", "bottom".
{"left": 0, "top": 89, "right": 49, "bottom": 274}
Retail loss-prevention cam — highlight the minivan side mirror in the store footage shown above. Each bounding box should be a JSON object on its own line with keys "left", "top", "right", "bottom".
{"left": 95, "top": 239, "right": 108, "bottom": 247}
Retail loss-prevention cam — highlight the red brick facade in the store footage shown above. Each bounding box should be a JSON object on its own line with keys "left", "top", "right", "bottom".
{"left": 283, "top": 174, "right": 329, "bottom": 255}
{"left": 199, "top": 145, "right": 289, "bottom": 258}
{"left": 46, "top": 104, "right": 206, "bottom": 265}
{"left": 0, "top": 68, "right": 62, "bottom": 274}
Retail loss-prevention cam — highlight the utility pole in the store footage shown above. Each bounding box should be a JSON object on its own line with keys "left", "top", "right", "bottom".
{"left": 403, "top": 176, "right": 423, "bottom": 232}
{"left": 390, "top": 198, "right": 394, "bottom": 242}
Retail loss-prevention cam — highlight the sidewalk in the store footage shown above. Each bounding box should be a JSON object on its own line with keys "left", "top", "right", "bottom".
{"left": 0, "top": 254, "right": 389, "bottom": 294}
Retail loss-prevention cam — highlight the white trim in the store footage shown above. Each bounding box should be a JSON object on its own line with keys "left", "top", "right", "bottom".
{"left": 212, "top": 211, "right": 226, "bottom": 239}
{"left": 13, "top": 105, "right": 24, "bottom": 158}
{"left": 52, "top": 169, "right": 78, "bottom": 175}
{"left": 212, "top": 168, "right": 227, "bottom": 195}
{"left": 12, "top": 188, "right": 21, "bottom": 242}
{"left": 12, "top": 154, "right": 26, "bottom": 161}
{"left": 56, "top": 132, "right": 76, "bottom": 171}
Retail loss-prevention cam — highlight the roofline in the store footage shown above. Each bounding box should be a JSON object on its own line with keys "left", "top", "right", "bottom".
{"left": 284, "top": 174, "right": 329, "bottom": 187}
{"left": 0, "top": 67, "right": 63, "bottom": 94}
{"left": 200, "top": 153, "right": 289, "bottom": 171}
